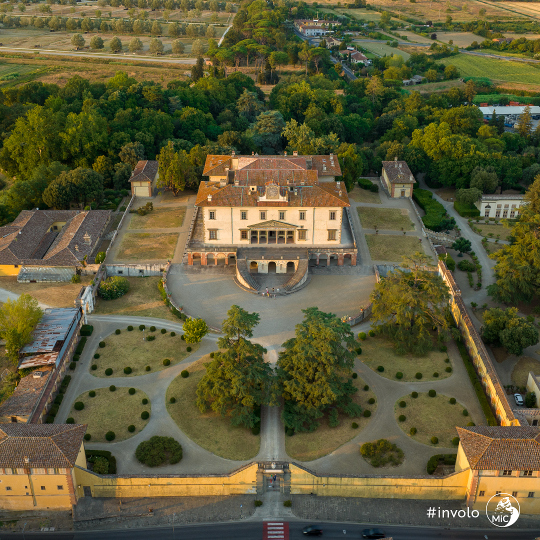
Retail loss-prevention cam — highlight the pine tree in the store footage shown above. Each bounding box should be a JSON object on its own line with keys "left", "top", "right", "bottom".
{"left": 517, "top": 105, "right": 533, "bottom": 138}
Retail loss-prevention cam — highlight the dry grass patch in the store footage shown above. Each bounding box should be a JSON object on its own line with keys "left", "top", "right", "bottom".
{"left": 512, "top": 356, "right": 540, "bottom": 388}
{"left": 472, "top": 222, "right": 513, "bottom": 241}
{"left": 285, "top": 377, "right": 376, "bottom": 462}
{"left": 116, "top": 232, "right": 178, "bottom": 261}
{"left": 395, "top": 393, "right": 476, "bottom": 447}
{"left": 128, "top": 206, "right": 186, "bottom": 230}
{"left": 93, "top": 276, "right": 176, "bottom": 321}
{"left": 69, "top": 387, "right": 150, "bottom": 443}
{"left": 349, "top": 187, "right": 381, "bottom": 204}
{"left": 92, "top": 328, "right": 197, "bottom": 378}
{"left": 365, "top": 234, "right": 423, "bottom": 261}
{"left": 0, "top": 276, "right": 92, "bottom": 308}
{"left": 360, "top": 337, "right": 452, "bottom": 382}
{"left": 358, "top": 207, "right": 414, "bottom": 231}
{"left": 166, "top": 355, "right": 260, "bottom": 461}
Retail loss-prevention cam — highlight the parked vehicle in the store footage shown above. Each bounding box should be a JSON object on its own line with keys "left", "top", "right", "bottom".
{"left": 362, "top": 529, "right": 386, "bottom": 539}
{"left": 302, "top": 524, "right": 323, "bottom": 536}
{"left": 514, "top": 393, "right": 524, "bottom": 406}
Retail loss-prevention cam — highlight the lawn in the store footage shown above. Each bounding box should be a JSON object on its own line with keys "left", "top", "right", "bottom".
{"left": 511, "top": 356, "right": 540, "bottom": 388}
{"left": 68, "top": 387, "right": 150, "bottom": 443}
{"left": 91, "top": 327, "right": 197, "bottom": 378}
{"left": 0, "top": 276, "right": 92, "bottom": 308}
{"left": 395, "top": 393, "right": 478, "bottom": 447}
{"left": 166, "top": 355, "right": 260, "bottom": 461}
{"left": 356, "top": 41, "right": 411, "bottom": 60}
{"left": 470, "top": 222, "right": 513, "bottom": 241}
{"left": 483, "top": 241, "right": 506, "bottom": 257}
{"left": 360, "top": 336, "right": 452, "bottom": 382}
{"left": 93, "top": 276, "right": 177, "bottom": 321}
{"left": 414, "top": 80, "right": 465, "bottom": 95}
{"left": 128, "top": 206, "right": 186, "bottom": 230}
{"left": 116, "top": 232, "right": 178, "bottom": 261}
{"left": 358, "top": 207, "right": 414, "bottom": 231}
{"left": 438, "top": 54, "right": 540, "bottom": 85}
{"left": 285, "top": 377, "right": 377, "bottom": 462}
{"left": 348, "top": 186, "right": 381, "bottom": 205}
{"left": 365, "top": 235, "right": 422, "bottom": 261}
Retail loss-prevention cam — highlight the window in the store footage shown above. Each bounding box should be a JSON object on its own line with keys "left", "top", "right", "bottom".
{"left": 279, "top": 211, "right": 285, "bottom": 220}
{"left": 495, "top": 210, "right": 501, "bottom": 218}
{"left": 208, "top": 230, "right": 217, "bottom": 240}
{"left": 32, "top": 468, "right": 45, "bottom": 474}
{"left": 484, "top": 211, "right": 490, "bottom": 218}
{"left": 57, "top": 468, "right": 66, "bottom": 474}
{"left": 118, "top": 270, "right": 123, "bottom": 275}
{"left": 241, "top": 211, "right": 247, "bottom": 220}
{"left": 510, "top": 210, "right": 515, "bottom": 218}
{"left": 299, "top": 211, "right": 306, "bottom": 221}
{"left": 298, "top": 230, "right": 307, "bottom": 241}
{"left": 512, "top": 492, "right": 518, "bottom": 497}
{"left": 47, "top": 468, "right": 55, "bottom": 474}
{"left": 503, "top": 210, "right": 508, "bottom": 218}
{"left": 209, "top": 210, "right": 216, "bottom": 220}
{"left": 40, "top": 486, "right": 46, "bottom": 491}
{"left": 329, "top": 211, "right": 336, "bottom": 220}
{"left": 241, "top": 230, "right": 248, "bottom": 240}
{"left": 523, "top": 470, "right": 533, "bottom": 476}
{"left": 502, "top": 470, "right": 512, "bottom": 476}
{"left": 5, "top": 486, "right": 11, "bottom": 491}
{"left": 328, "top": 230, "right": 337, "bottom": 241}
{"left": 529, "top": 492, "right": 535, "bottom": 498}
{"left": 14, "top": 265, "right": 18, "bottom": 269}
{"left": 479, "top": 491, "right": 485, "bottom": 497}
{"left": 57, "top": 485, "right": 64, "bottom": 490}
{"left": 495, "top": 491, "right": 501, "bottom": 497}
{"left": 260, "top": 211, "right": 266, "bottom": 220}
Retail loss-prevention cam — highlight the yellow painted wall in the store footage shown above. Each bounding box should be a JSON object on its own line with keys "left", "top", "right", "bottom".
{"left": 455, "top": 446, "right": 470, "bottom": 473}
{"left": 74, "top": 462, "right": 259, "bottom": 499}
{"left": 288, "top": 464, "right": 469, "bottom": 499}
{"left": 0, "top": 265, "right": 20, "bottom": 276}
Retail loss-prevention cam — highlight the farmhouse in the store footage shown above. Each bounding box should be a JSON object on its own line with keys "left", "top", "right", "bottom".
{"left": 129, "top": 160, "right": 159, "bottom": 197}
{"left": 294, "top": 19, "right": 332, "bottom": 37}
{"left": 476, "top": 194, "right": 523, "bottom": 219}
{"left": 381, "top": 159, "right": 416, "bottom": 198}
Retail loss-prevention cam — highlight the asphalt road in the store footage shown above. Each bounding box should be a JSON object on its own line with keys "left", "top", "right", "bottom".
{"left": 3, "top": 521, "right": 539, "bottom": 540}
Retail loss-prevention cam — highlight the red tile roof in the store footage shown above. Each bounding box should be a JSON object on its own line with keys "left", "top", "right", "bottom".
{"left": 0, "top": 368, "right": 52, "bottom": 418}
{"left": 129, "top": 160, "right": 159, "bottom": 183}
{"left": 382, "top": 160, "right": 416, "bottom": 184}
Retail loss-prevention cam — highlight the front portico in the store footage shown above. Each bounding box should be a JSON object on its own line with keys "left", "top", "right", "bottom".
{"left": 246, "top": 220, "right": 299, "bottom": 245}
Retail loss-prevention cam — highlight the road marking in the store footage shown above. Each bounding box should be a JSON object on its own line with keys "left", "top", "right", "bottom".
{"left": 263, "top": 521, "right": 288, "bottom": 540}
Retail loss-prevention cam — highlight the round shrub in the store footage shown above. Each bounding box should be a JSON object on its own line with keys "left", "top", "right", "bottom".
{"left": 89, "top": 390, "right": 96, "bottom": 398}
{"left": 150, "top": 326, "right": 156, "bottom": 332}
{"left": 363, "top": 385, "right": 369, "bottom": 391}
{"left": 180, "top": 334, "right": 185, "bottom": 341}
{"left": 449, "top": 397, "right": 456, "bottom": 404}
{"left": 124, "top": 367, "right": 132, "bottom": 374}
{"left": 128, "top": 425, "right": 136, "bottom": 432}
{"left": 352, "top": 372, "right": 358, "bottom": 379}
{"left": 142, "top": 398, "right": 148, "bottom": 405}
{"left": 433, "top": 372, "right": 439, "bottom": 378}
{"left": 398, "top": 414, "right": 406, "bottom": 422}
{"left": 431, "top": 436, "right": 439, "bottom": 444}
{"left": 187, "top": 346, "right": 192, "bottom": 352}
{"left": 251, "top": 425, "right": 260, "bottom": 435}
{"left": 399, "top": 401, "right": 406, "bottom": 408}
{"left": 161, "top": 328, "right": 167, "bottom": 334}
{"left": 115, "top": 329, "right": 121, "bottom": 335}
{"left": 396, "top": 372, "right": 403, "bottom": 379}
{"left": 74, "top": 401, "right": 84, "bottom": 411}
{"left": 452, "top": 437, "right": 459, "bottom": 446}
{"left": 356, "top": 347, "right": 362, "bottom": 355}
{"left": 462, "top": 409, "right": 469, "bottom": 416}
{"left": 127, "top": 325, "right": 133, "bottom": 331}
{"left": 445, "top": 367, "right": 452, "bottom": 373}
{"left": 415, "top": 372, "right": 422, "bottom": 379}
{"left": 105, "top": 368, "right": 113, "bottom": 376}
{"left": 66, "top": 417, "right": 75, "bottom": 424}
{"left": 467, "top": 421, "right": 476, "bottom": 426}
{"left": 84, "top": 434, "right": 91, "bottom": 441}
{"left": 163, "top": 358, "right": 171, "bottom": 366}
{"left": 139, "top": 325, "right": 145, "bottom": 331}
{"left": 94, "top": 353, "right": 100, "bottom": 359}
{"left": 377, "top": 365, "right": 384, "bottom": 372}
{"left": 170, "top": 332, "right": 176, "bottom": 337}
{"left": 363, "top": 410, "right": 371, "bottom": 418}
{"left": 91, "top": 364, "right": 97, "bottom": 370}
{"left": 428, "top": 389, "right": 436, "bottom": 397}
{"left": 352, "top": 422, "right": 359, "bottom": 429}
{"left": 181, "top": 370, "right": 189, "bottom": 378}
{"left": 105, "top": 431, "right": 116, "bottom": 441}
{"left": 99, "top": 341, "right": 106, "bottom": 348}
{"left": 129, "top": 388, "right": 136, "bottom": 395}
{"left": 368, "top": 330, "right": 375, "bottom": 337}
{"left": 69, "top": 362, "right": 76, "bottom": 370}
{"left": 141, "top": 411, "right": 150, "bottom": 420}
{"left": 109, "top": 385, "right": 116, "bottom": 392}
{"left": 286, "top": 428, "right": 294, "bottom": 436}
{"left": 210, "top": 352, "right": 215, "bottom": 358}
{"left": 98, "top": 276, "right": 130, "bottom": 300}
{"left": 410, "top": 427, "right": 417, "bottom": 435}
{"left": 444, "top": 358, "right": 450, "bottom": 363}
{"left": 170, "top": 397, "right": 176, "bottom": 404}
{"left": 145, "top": 366, "right": 151, "bottom": 372}
{"left": 411, "top": 391, "right": 418, "bottom": 398}
{"left": 283, "top": 500, "right": 292, "bottom": 507}
{"left": 368, "top": 397, "right": 375, "bottom": 405}
{"left": 358, "top": 332, "right": 366, "bottom": 340}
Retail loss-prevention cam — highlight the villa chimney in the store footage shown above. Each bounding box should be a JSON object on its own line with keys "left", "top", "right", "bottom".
{"left": 337, "top": 181, "right": 341, "bottom": 187}
{"left": 207, "top": 194, "right": 212, "bottom": 202}
{"left": 394, "top": 156, "right": 398, "bottom": 162}
{"left": 284, "top": 151, "right": 287, "bottom": 156}
{"left": 231, "top": 151, "right": 235, "bottom": 157}
{"left": 293, "top": 150, "right": 298, "bottom": 157}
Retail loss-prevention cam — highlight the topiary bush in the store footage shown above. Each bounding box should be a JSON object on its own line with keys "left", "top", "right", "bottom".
{"left": 161, "top": 328, "right": 167, "bottom": 334}
{"left": 91, "top": 364, "right": 97, "bottom": 370}
{"left": 99, "top": 341, "right": 106, "bottom": 348}
{"left": 127, "top": 325, "right": 133, "bottom": 331}
{"left": 363, "top": 410, "right": 371, "bottom": 417}
{"left": 410, "top": 427, "right": 417, "bottom": 435}
{"left": 146, "top": 366, "right": 151, "bottom": 371}
{"left": 449, "top": 397, "right": 456, "bottom": 404}
{"left": 146, "top": 335, "right": 155, "bottom": 342}
{"left": 94, "top": 353, "right": 100, "bottom": 359}
{"left": 187, "top": 346, "right": 192, "bottom": 352}
{"left": 445, "top": 367, "right": 452, "bottom": 373}
{"left": 377, "top": 365, "right": 384, "bottom": 372}
{"left": 368, "top": 397, "right": 375, "bottom": 404}
{"left": 415, "top": 372, "right": 422, "bottom": 379}
{"left": 398, "top": 414, "right": 406, "bottom": 422}
{"left": 364, "top": 385, "right": 369, "bottom": 391}
{"left": 358, "top": 332, "right": 366, "bottom": 340}
{"left": 445, "top": 358, "right": 450, "bottom": 363}
{"left": 181, "top": 370, "right": 189, "bottom": 378}
{"left": 66, "top": 417, "right": 75, "bottom": 424}
{"left": 170, "top": 397, "right": 176, "bottom": 404}
{"left": 128, "top": 425, "right": 136, "bottom": 432}
{"left": 124, "top": 367, "right": 132, "bottom": 374}
{"left": 254, "top": 500, "right": 263, "bottom": 507}
{"left": 462, "top": 409, "right": 469, "bottom": 416}
{"left": 396, "top": 372, "right": 403, "bottom": 379}
{"left": 352, "top": 372, "right": 358, "bottom": 379}
{"left": 356, "top": 347, "right": 362, "bottom": 355}
{"left": 99, "top": 276, "right": 130, "bottom": 300}
{"left": 141, "top": 411, "right": 150, "bottom": 420}
{"left": 360, "top": 438, "right": 404, "bottom": 467}
{"left": 89, "top": 390, "right": 96, "bottom": 398}
{"left": 135, "top": 436, "right": 182, "bottom": 466}
{"left": 467, "top": 421, "right": 475, "bottom": 426}
{"left": 142, "top": 398, "right": 148, "bottom": 405}
{"left": 105, "top": 431, "right": 116, "bottom": 441}
{"left": 352, "top": 422, "right": 359, "bottom": 429}
{"left": 283, "top": 500, "right": 292, "bottom": 507}
{"left": 433, "top": 372, "right": 439, "bottom": 378}
{"left": 70, "top": 362, "right": 76, "bottom": 370}
{"left": 171, "top": 332, "right": 176, "bottom": 337}
{"left": 74, "top": 401, "right": 84, "bottom": 411}
{"left": 84, "top": 433, "right": 91, "bottom": 441}
{"left": 399, "top": 401, "right": 406, "bottom": 408}
{"left": 105, "top": 368, "right": 113, "bottom": 376}
{"left": 115, "top": 329, "right": 121, "bottom": 335}
{"left": 452, "top": 437, "right": 459, "bottom": 446}
{"left": 163, "top": 358, "right": 171, "bottom": 366}
{"left": 139, "top": 325, "right": 145, "bottom": 331}
{"left": 150, "top": 326, "right": 156, "bottom": 332}
{"left": 431, "top": 436, "right": 439, "bottom": 444}
{"left": 80, "top": 324, "right": 94, "bottom": 337}
{"left": 428, "top": 389, "right": 436, "bottom": 397}
{"left": 411, "top": 391, "right": 418, "bottom": 398}
{"left": 129, "top": 388, "right": 136, "bottom": 395}
{"left": 368, "top": 330, "right": 375, "bottom": 337}
{"left": 180, "top": 334, "right": 185, "bottom": 341}
{"left": 109, "top": 385, "right": 116, "bottom": 392}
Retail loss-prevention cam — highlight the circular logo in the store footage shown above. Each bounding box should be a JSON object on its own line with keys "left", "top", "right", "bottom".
{"left": 486, "top": 493, "right": 520, "bottom": 528}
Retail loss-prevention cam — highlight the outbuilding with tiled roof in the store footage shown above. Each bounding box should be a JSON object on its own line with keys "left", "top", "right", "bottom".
{"left": 129, "top": 160, "right": 159, "bottom": 197}
{"left": 381, "top": 158, "right": 416, "bottom": 198}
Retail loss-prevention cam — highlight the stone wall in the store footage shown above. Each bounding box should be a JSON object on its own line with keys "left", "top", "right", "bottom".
{"left": 105, "top": 264, "right": 166, "bottom": 277}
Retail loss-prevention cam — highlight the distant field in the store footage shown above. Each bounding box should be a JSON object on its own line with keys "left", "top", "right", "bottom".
{"left": 438, "top": 31, "right": 483, "bottom": 48}
{"left": 0, "top": 62, "right": 46, "bottom": 86}
{"left": 438, "top": 54, "right": 540, "bottom": 85}
{"left": 414, "top": 79, "right": 465, "bottom": 94}
{"left": 481, "top": 0, "right": 540, "bottom": 19}
{"left": 356, "top": 41, "right": 411, "bottom": 59}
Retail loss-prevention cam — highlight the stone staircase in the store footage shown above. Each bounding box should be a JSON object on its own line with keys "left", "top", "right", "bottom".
{"left": 235, "top": 258, "right": 260, "bottom": 292}
{"left": 282, "top": 259, "right": 308, "bottom": 292}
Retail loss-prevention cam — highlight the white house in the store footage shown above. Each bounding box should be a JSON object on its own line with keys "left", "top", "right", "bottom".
{"left": 476, "top": 194, "right": 524, "bottom": 219}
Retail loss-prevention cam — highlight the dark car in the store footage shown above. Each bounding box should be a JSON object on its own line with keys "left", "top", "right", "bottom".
{"left": 302, "top": 524, "right": 323, "bottom": 536}
{"left": 362, "top": 529, "right": 386, "bottom": 539}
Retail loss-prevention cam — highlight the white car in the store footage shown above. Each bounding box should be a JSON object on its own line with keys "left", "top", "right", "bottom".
{"left": 514, "top": 393, "right": 524, "bottom": 406}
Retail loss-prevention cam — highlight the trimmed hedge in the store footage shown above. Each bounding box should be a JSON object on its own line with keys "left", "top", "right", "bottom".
{"left": 115, "top": 329, "right": 121, "bottom": 335}
{"left": 128, "top": 425, "right": 136, "bottom": 432}
{"left": 163, "top": 358, "right": 171, "bottom": 366}
{"left": 413, "top": 188, "right": 447, "bottom": 231}
{"left": 411, "top": 391, "right": 418, "bottom": 398}
{"left": 363, "top": 410, "right": 371, "bottom": 417}
{"left": 398, "top": 414, "right": 406, "bottom": 422}
{"left": 127, "top": 325, "right": 133, "bottom": 331}
{"left": 74, "top": 401, "right": 84, "bottom": 411}
{"left": 80, "top": 325, "right": 94, "bottom": 337}
{"left": 427, "top": 453, "right": 456, "bottom": 474}
{"left": 368, "top": 397, "right": 375, "bottom": 405}
{"left": 142, "top": 398, "right": 148, "bottom": 405}
{"left": 89, "top": 390, "right": 96, "bottom": 398}
{"left": 99, "top": 341, "right": 106, "bottom": 348}
{"left": 99, "top": 276, "right": 130, "bottom": 300}
{"left": 135, "top": 436, "right": 182, "bottom": 466}
{"left": 161, "top": 328, "right": 167, "bottom": 334}
{"left": 352, "top": 372, "right": 358, "bottom": 379}
{"left": 170, "top": 332, "right": 176, "bottom": 337}
{"left": 181, "top": 370, "right": 189, "bottom": 378}
{"left": 94, "top": 353, "right": 100, "bottom": 359}
{"left": 91, "top": 364, "right": 97, "bottom": 370}
{"left": 105, "top": 431, "right": 116, "bottom": 441}
{"left": 86, "top": 450, "right": 117, "bottom": 474}
{"left": 456, "top": 340, "right": 498, "bottom": 426}
{"left": 129, "top": 388, "right": 136, "bottom": 395}
{"left": 358, "top": 177, "right": 379, "bottom": 192}
{"left": 431, "top": 436, "right": 439, "bottom": 444}
{"left": 69, "top": 362, "right": 76, "bottom": 370}
{"left": 105, "top": 368, "right": 113, "bottom": 376}
{"left": 141, "top": 411, "right": 150, "bottom": 420}
{"left": 124, "top": 367, "right": 132, "bottom": 374}
{"left": 109, "top": 385, "right": 116, "bottom": 392}
{"left": 454, "top": 200, "right": 480, "bottom": 218}
{"left": 428, "top": 389, "right": 437, "bottom": 397}
{"left": 75, "top": 337, "right": 87, "bottom": 355}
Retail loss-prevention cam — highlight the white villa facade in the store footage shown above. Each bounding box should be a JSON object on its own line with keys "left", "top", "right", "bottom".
{"left": 476, "top": 194, "right": 524, "bottom": 219}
